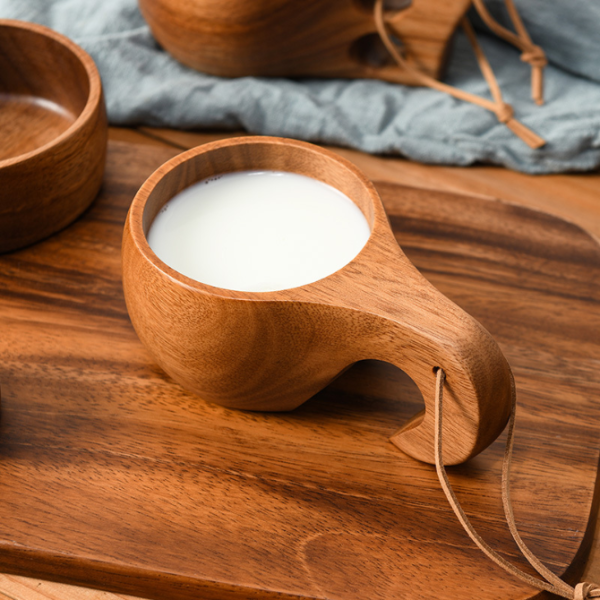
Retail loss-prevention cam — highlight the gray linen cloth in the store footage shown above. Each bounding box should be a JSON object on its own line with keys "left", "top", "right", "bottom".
{"left": 2, "top": 0, "right": 600, "bottom": 173}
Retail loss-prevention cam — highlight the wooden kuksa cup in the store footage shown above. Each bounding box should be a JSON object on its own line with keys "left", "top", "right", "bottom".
{"left": 122, "top": 137, "right": 513, "bottom": 466}
{"left": 138, "top": 0, "right": 471, "bottom": 85}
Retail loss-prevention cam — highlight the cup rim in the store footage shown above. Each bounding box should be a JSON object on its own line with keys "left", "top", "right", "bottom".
{"left": 0, "top": 19, "right": 103, "bottom": 169}
{"left": 127, "top": 136, "right": 387, "bottom": 299}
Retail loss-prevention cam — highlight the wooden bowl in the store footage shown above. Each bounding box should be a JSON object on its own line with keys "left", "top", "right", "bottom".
{"left": 0, "top": 20, "right": 107, "bottom": 253}
{"left": 122, "top": 136, "right": 514, "bottom": 465}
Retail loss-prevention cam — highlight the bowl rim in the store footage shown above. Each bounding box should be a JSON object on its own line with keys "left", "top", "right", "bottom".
{"left": 0, "top": 18, "right": 103, "bottom": 169}
{"left": 125, "top": 135, "right": 388, "bottom": 300}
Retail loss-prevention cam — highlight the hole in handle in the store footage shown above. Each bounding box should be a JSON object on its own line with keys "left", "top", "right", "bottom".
{"left": 350, "top": 32, "right": 404, "bottom": 68}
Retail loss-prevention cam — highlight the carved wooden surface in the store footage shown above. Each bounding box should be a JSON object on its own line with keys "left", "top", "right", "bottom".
{"left": 0, "top": 136, "right": 599, "bottom": 600}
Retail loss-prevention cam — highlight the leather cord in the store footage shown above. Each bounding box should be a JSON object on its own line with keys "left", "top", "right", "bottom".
{"left": 373, "top": 0, "right": 546, "bottom": 148}
{"left": 472, "top": 0, "right": 547, "bottom": 105}
{"left": 434, "top": 367, "right": 600, "bottom": 600}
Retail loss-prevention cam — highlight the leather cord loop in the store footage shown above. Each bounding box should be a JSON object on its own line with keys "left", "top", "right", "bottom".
{"left": 434, "top": 367, "right": 599, "bottom": 600}
{"left": 373, "top": 0, "right": 546, "bottom": 148}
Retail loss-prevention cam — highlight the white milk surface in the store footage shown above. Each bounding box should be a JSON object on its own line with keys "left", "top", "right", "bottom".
{"left": 147, "top": 170, "right": 371, "bottom": 292}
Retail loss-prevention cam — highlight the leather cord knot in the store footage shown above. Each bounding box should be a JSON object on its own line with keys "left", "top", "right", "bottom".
{"left": 373, "top": 0, "right": 546, "bottom": 147}
{"left": 495, "top": 103, "right": 514, "bottom": 124}
{"left": 472, "top": 0, "right": 547, "bottom": 104}
{"left": 574, "top": 583, "right": 600, "bottom": 600}
{"left": 521, "top": 46, "right": 547, "bottom": 68}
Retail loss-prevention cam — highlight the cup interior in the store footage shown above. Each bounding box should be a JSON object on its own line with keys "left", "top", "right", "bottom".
{"left": 0, "top": 22, "right": 91, "bottom": 161}
{"left": 140, "top": 138, "right": 377, "bottom": 239}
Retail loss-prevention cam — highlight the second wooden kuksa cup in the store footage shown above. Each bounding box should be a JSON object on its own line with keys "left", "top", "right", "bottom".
{"left": 122, "top": 136, "right": 513, "bottom": 466}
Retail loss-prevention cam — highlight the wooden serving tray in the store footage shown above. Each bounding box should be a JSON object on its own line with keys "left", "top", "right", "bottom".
{"left": 0, "top": 140, "right": 599, "bottom": 600}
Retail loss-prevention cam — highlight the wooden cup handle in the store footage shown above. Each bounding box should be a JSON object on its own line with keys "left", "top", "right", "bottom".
{"left": 338, "top": 245, "right": 514, "bottom": 466}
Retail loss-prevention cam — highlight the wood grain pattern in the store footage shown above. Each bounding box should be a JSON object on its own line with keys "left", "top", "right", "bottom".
{"left": 123, "top": 136, "right": 513, "bottom": 465}
{"left": 0, "top": 19, "right": 107, "bottom": 253}
{"left": 0, "top": 574, "right": 138, "bottom": 600}
{"left": 0, "top": 138, "right": 599, "bottom": 600}
{"left": 137, "top": 0, "right": 470, "bottom": 85}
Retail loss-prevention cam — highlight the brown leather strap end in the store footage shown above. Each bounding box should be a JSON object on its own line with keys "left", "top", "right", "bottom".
{"left": 495, "top": 103, "right": 546, "bottom": 149}
{"left": 504, "top": 118, "right": 545, "bottom": 149}
{"left": 532, "top": 66, "right": 544, "bottom": 105}
{"left": 521, "top": 46, "right": 547, "bottom": 105}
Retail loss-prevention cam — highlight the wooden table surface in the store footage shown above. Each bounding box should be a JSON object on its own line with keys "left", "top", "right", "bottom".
{"left": 1, "top": 126, "right": 599, "bottom": 600}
